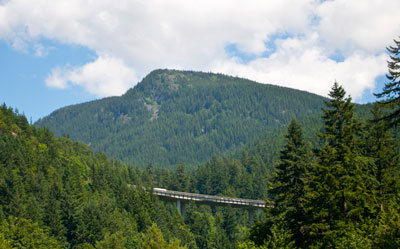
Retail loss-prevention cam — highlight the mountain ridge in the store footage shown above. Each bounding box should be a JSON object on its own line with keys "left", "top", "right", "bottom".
{"left": 36, "top": 69, "right": 328, "bottom": 168}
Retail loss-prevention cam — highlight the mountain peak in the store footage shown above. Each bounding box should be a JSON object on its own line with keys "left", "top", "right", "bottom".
{"left": 36, "top": 70, "right": 327, "bottom": 168}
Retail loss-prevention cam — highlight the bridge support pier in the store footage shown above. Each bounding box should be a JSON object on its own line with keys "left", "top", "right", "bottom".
{"left": 177, "top": 200, "right": 186, "bottom": 220}
{"left": 249, "top": 208, "right": 262, "bottom": 224}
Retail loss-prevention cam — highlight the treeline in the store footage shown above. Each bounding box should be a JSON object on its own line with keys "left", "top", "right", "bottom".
{"left": 241, "top": 82, "right": 400, "bottom": 248}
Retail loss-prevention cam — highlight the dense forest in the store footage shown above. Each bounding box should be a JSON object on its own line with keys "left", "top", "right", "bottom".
{"left": 36, "top": 70, "right": 327, "bottom": 168}
{"left": 244, "top": 84, "right": 400, "bottom": 249}
{"left": 2, "top": 78, "right": 399, "bottom": 248}
{"left": 0, "top": 103, "right": 275, "bottom": 248}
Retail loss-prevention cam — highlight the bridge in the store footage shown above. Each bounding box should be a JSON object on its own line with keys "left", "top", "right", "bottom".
{"left": 153, "top": 188, "right": 266, "bottom": 221}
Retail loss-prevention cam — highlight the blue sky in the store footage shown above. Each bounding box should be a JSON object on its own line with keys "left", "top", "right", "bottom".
{"left": 0, "top": 0, "right": 399, "bottom": 121}
{"left": 0, "top": 40, "right": 97, "bottom": 121}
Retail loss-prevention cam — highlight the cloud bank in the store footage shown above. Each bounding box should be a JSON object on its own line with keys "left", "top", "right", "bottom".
{"left": 1, "top": 0, "right": 399, "bottom": 100}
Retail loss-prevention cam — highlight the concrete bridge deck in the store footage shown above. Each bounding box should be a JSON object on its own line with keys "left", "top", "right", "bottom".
{"left": 153, "top": 188, "right": 265, "bottom": 209}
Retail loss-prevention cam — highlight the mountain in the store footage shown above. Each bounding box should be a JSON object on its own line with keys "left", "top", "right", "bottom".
{"left": 36, "top": 69, "right": 327, "bottom": 168}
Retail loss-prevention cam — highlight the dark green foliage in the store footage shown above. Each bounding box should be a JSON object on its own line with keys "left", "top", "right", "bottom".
{"left": 269, "top": 119, "right": 311, "bottom": 247}
{"left": 140, "top": 223, "right": 185, "bottom": 249}
{"left": 365, "top": 104, "right": 400, "bottom": 211}
{"left": 0, "top": 105, "right": 198, "bottom": 248}
{"left": 2, "top": 104, "right": 278, "bottom": 249}
{"left": 0, "top": 216, "right": 62, "bottom": 249}
{"left": 184, "top": 207, "right": 216, "bottom": 249}
{"left": 304, "top": 83, "right": 374, "bottom": 246}
{"left": 190, "top": 155, "right": 269, "bottom": 199}
{"left": 373, "top": 202, "right": 400, "bottom": 248}
{"left": 3, "top": 66, "right": 400, "bottom": 248}
{"left": 249, "top": 83, "right": 400, "bottom": 248}
{"left": 35, "top": 70, "right": 326, "bottom": 168}
{"left": 171, "top": 163, "right": 190, "bottom": 192}
{"left": 375, "top": 37, "right": 400, "bottom": 127}
{"left": 248, "top": 119, "right": 312, "bottom": 248}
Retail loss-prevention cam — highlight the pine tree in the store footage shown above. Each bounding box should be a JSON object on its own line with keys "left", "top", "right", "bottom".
{"left": 375, "top": 37, "right": 400, "bottom": 127}
{"left": 172, "top": 163, "right": 190, "bottom": 192}
{"left": 364, "top": 104, "right": 400, "bottom": 248}
{"left": 365, "top": 104, "right": 400, "bottom": 211}
{"left": 305, "top": 83, "right": 373, "bottom": 246}
{"left": 269, "top": 119, "right": 311, "bottom": 247}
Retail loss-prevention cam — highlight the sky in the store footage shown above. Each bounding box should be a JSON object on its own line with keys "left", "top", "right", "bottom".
{"left": 0, "top": 0, "right": 400, "bottom": 122}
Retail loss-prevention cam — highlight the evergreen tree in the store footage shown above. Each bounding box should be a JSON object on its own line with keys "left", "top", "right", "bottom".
{"left": 141, "top": 223, "right": 185, "bottom": 249}
{"left": 269, "top": 119, "right": 311, "bottom": 247}
{"left": 0, "top": 216, "right": 62, "bottom": 249}
{"left": 305, "top": 83, "right": 373, "bottom": 247}
{"left": 375, "top": 37, "right": 400, "bottom": 127}
{"left": 172, "top": 163, "right": 190, "bottom": 192}
{"left": 365, "top": 104, "right": 400, "bottom": 212}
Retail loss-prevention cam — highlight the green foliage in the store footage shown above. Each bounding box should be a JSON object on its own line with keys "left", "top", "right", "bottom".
{"left": 95, "top": 231, "right": 126, "bottom": 249}
{"left": 3, "top": 67, "right": 400, "bottom": 249}
{"left": 373, "top": 201, "right": 400, "bottom": 248}
{"left": 141, "top": 223, "right": 186, "bottom": 249}
{"left": 269, "top": 119, "right": 311, "bottom": 246}
{"left": 304, "top": 83, "right": 374, "bottom": 245}
{"left": 189, "top": 154, "right": 269, "bottom": 200}
{"left": 247, "top": 215, "right": 296, "bottom": 249}
{"left": 238, "top": 241, "right": 267, "bottom": 249}
{"left": 2, "top": 104, "right": 275, "bottom": 249}
{"left": 0, "top": 216, "right": 62, "bottom": 249}
{"left": 249, "top": 83, "right": 400, "bottom": 248}
{"left": 0, "top": 105, "right": 199, "bottom": 248}
{"left": 171, "top": 163, "right": 190, "bottom": 192}
{"left": 365, "top": 104, "right": 400, "bottom": 211}
{"left": 263, "top": 223, "right": 296, "bottom": 249}
{"left": 375, "top": 37, "right": 400, "bottom": 127}
{"left": 36, "top": 70, "right": 326, "bottom": 168}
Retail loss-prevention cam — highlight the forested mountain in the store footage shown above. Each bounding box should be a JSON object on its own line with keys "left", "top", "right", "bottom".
{"left": 242, "top": 102, "right": 373, "bottom": 160}
{"left": 2, "top": 80, "right": 399, "bottom": 248}
{"left": 36, "top": 69, "right": 327, "bottom": 168}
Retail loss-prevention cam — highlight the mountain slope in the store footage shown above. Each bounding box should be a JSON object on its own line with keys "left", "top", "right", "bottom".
{"left": 36, "top": 69, "right": 327, "bottom": 168}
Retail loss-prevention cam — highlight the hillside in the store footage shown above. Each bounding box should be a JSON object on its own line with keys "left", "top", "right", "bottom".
{"left": 36, "top": 69, "right": 327, "bottom": 168}
{"left": 0, "top": 104, "right": 282, "bottom": 248}
{"left": 0, "top": 105, "right": 187, "bottom": 248}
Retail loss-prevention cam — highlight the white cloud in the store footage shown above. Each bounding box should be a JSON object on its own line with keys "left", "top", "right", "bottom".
{"left": 45, "top": 55, "right": 137, "bottom": 97}
{"left": 316, "top": 0, "right": 400, "bottom": 54}
{"left": 45, "top": 67, "right": 68, "bottom": 89}
{"left": 212, "top": 34, "right": 388, "bottom": 101}
{"left": 1, "top": 0, "right": 399, "bottom": 100}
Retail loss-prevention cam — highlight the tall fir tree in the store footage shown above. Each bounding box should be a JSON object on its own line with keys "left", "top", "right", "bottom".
{"left": 365, "top": 105, "right": 400, "bottom": 248}
{"left": 365, "top": 104, "right": 400, "bottom": 211}
{"left": 172, "top": 163, "right": 190, "bottom": 192}
{"left": 375, "top": 37, "right": 400, "bottom": 127}
{"left": 304, "top": 83, "right": 373, "bottom": 247}
{"left": 268, "top": 119, "right": 311, "bottom": 247}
